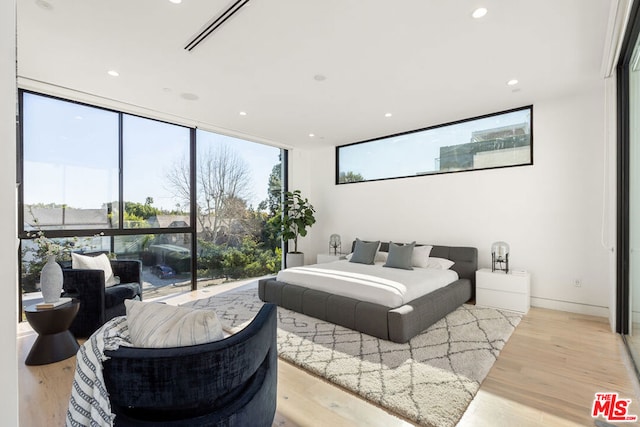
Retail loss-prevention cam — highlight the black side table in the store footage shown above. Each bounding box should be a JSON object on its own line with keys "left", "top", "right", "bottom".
{"left": 24, "top": 299, "right": 80, "bottom": 365}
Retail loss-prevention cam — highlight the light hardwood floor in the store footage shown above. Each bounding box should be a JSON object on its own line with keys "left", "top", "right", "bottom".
{"left": 18, "top": 283, "right": 640, "bottom": 426}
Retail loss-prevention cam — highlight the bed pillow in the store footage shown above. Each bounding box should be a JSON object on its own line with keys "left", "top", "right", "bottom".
{"left": 426, "top": 257, "right": 455, "bottom": 270}
{"left": 375, "top": 251, "right": 389, "bottom": 262}
{"left": 125, "top": 299, "right": 224, "bottom": 348}
{"left": 384, "top": 241, "right": 416, "bottom": 270}
{"left": 72, "top": 252, "right": 117, "bottom": 287}
{"left": 411, "top": 245, "right": 433, "bottom": 268}
{"left": 346, "top": 250, "right": 388, "bottom": 262}
{"left": 349, "top": 238, "right": 379, "bottom": 265}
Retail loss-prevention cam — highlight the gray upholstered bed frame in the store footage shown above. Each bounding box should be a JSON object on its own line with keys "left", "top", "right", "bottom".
{"left": 258, "top": 242, "right": 477, "bottom": 343}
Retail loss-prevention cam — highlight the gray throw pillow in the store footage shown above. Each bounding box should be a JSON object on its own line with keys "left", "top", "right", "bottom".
{"left": 384, "top": 241, "right": 416, "bottom": 270}
{"left": 349, "top": 238, "right": 379, "bottom": 265}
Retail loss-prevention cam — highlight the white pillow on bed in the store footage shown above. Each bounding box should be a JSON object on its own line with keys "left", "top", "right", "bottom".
{"left": 411, "top": 245, "right": 433, "bottom": 268}
{"left": 345, "top": 252, "right": 387, "bottom": 262}
{"left": 426, "top": 257, "right": 455, "bottom": 270}
{"left": 375, "top": 251, "right": 388, "bottom": 262}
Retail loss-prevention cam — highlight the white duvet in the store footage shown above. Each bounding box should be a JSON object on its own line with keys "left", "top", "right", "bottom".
{"left": 275, "top": 260, "right": 459, "bottom": 308}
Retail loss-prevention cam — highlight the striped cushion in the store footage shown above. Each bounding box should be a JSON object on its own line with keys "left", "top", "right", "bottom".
{"left": 125, "top": 300, "right": 224, "bottom": 348}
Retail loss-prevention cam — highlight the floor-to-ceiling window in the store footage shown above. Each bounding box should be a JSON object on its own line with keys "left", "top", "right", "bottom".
{"left": 19, "top": 91, "right": 284, "bottom": 309}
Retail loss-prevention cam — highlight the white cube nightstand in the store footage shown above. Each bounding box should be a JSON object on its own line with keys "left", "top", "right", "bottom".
{"left": 475, "top": 268, "right": 530, "bottom": 314}
{"left": 316, "top": 253, "right": 346, "bottom": 264}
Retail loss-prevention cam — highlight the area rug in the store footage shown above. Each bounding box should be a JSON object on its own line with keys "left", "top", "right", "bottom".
{"left": 184, "top": 287, "right": 522, "bottom": 427}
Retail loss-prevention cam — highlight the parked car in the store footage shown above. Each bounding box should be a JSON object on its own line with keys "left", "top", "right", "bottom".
{"left": 151, "top": 264, "right": 176, "bottom": 279}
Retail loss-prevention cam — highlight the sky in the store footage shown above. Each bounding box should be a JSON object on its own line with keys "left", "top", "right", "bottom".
{"left": 22, "top": 93, "right": 281, "bottom": 212}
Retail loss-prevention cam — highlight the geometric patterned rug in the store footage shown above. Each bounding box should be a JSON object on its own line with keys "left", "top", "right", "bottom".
{"left": 185, "top": 286, "right": 522, "bottom": 427}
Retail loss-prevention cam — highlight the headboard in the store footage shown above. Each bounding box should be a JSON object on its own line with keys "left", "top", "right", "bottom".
{"left": 350, "top": 240, "right": 478, "bottom": 286}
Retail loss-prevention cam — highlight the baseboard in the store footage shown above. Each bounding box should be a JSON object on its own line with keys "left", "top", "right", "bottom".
{"left": 531, "top": 296, "right": 609, "bottom": 318}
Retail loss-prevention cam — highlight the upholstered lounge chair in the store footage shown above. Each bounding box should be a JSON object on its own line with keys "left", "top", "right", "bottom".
{"left": 102, "top": 303, "right": 278, "bottom": 427}
{"left": 61, "top": 260, "right": 142, "bottom": 337}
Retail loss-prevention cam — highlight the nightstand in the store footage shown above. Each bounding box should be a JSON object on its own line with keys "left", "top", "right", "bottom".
{"left": 475, "top": 268, "right": 530, "bottom": 314}
{"left": 316, "top": 253, "right": 346, "bottom": 264}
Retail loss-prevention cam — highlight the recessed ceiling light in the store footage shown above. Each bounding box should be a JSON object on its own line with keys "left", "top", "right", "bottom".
{"left": 385, "top": 113, "right": 393, "bottom": 118}
{"left": 472, "top": 7, "right": 487, "bottom": 19}
{"left": 35, "top": 0, "right": 53, "bottom": 10}
{"left": 309, "top": 133, "right": 315, "bottom": 137}
{"left": 239, "top": 111, "right": 247, "bottom": 116}
{"left": 180, "top": 93, "right": 199, "bottom": 101}
{"left": 313, "top": 74, "right": 327, "bottom": 82}
{"left": 507, "top": 79, "right": 519, "bottom": 86}
{"left": 107, "top": 70, "right": 119, "bottom": 77}
{"left": 169, "top": 0, "right": 182, "bottom": 4}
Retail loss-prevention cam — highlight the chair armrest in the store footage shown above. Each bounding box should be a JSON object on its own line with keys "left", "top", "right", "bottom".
{"left": 111, "top": 260, "right": 142, "bottom": 286}
{"left": 62, "top": 269, "right": 106, "bottom": 337}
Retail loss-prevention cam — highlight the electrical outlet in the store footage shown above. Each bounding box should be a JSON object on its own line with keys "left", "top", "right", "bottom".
{"left": 574, "top": 279, "right": 582, "bottom": 287}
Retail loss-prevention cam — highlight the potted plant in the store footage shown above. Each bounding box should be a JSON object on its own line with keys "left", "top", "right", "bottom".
{"left": 273, "top": 190, "right": 316, "bottom": 267}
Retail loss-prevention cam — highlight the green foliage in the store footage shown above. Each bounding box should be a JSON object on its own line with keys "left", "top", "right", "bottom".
{"left": 197, "top": 237, "right": 281, "bottom": 280}
{"left": 338, "top": 171, "right": 365, "bottom": 183}
{"left": 165, "top": 251, "right": 191, "bottom": 273}
{"left": 259, "top": 162, "right": 282, "bottom": 214}
{"left": 272, "top": 190, "right": 316, "bottom": 253}
{"left": 124, "top": 201, "right": 161, "bottom": 220}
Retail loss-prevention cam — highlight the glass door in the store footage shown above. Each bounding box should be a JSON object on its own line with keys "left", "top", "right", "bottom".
{"left": 627, "top": 30, "right": 640, "bottom": 368}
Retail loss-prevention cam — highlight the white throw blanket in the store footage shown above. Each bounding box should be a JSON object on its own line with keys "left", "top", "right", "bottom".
{"left": 66, "top": 316, "right": 132, "bottom": 427}
{"left": 276, "top": 260, "right": 459, "bottom": 308}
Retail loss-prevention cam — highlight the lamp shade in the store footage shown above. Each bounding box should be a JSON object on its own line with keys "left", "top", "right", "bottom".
{"left": 491, "top": 241, "right": 510, "bottom": 261}
{"left": 491, "top": 241, "right": 510, "bottom": 273}
{"left": 329, "top": 234, "right": 341, "bottom": 255}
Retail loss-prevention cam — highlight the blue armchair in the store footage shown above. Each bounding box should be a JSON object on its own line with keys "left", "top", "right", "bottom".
{"left": 102, "top": 303, "right": 278, "bottom": 426}
{"left": 61, "top": 260, "right": 142, "bottom": 338}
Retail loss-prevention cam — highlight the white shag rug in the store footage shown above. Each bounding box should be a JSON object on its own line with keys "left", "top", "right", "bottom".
{"left": 185, "top": 287, "right": 521, "bottom": 427}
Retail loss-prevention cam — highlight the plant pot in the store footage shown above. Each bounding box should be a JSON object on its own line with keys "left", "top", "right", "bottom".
{"left": 40, "top": 255, "right": 63, "bottom": 303}
{"left": 286, "top": 252, "right": 305, "bottom": 268}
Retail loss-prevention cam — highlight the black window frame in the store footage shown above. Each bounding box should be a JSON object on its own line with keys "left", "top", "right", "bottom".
{"left": 335, "top": 105, "right": 534, "bottom": 185}
{"left": 17, "top": 90, "right": 288, "bottom": 300}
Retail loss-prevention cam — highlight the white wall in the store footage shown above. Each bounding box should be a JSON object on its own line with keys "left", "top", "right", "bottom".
{"left": 292, "top": 80, "right": 613, "bottom": 317}
{"left": 605, "top": 74, "right": 618, "bottom": 331}
{"left": 1, "top": 0, "right": 19, "bottom": 425}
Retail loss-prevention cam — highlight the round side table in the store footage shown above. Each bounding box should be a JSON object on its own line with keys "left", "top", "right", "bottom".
{"left": 24, "top": 299, "right": 80, "bottom": 365}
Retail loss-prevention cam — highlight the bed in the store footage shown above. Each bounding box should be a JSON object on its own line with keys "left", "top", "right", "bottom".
{"left": 258, "top": 241, "right": 477, "bottom": 343}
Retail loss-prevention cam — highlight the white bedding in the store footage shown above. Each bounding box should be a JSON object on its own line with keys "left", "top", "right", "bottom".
{"left": 275, "top": 260, "right": 459, "bottom": 308}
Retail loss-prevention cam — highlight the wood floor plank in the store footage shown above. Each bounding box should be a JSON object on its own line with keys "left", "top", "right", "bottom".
{"left": 18, "top": 288, "right": 640, "bottom": 427}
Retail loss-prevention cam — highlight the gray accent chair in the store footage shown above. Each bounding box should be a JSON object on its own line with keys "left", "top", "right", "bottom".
{"left": 61, "top": 259, "right": 142, "bottom": 337}
{"left": 102, "top": 303, "right": 278, "bottom": 426}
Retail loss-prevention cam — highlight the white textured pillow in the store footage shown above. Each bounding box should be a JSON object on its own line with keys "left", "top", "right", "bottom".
{"left": 72, "top": 252, "right": 117, "bottom": 287}
{"left": 375, "top": 251, "right": 389, "bottom": 262}
{"left": 125, "top": 300, "right": 224, "bottom": 348}
{"left": 346, "top": 251, "right": 388, "bottom": 262}
{"left": 426, "top": 257, "right": 455, "bottom": 270}
{"left": 411, "top": 245, "right": 433, "bottom": 268}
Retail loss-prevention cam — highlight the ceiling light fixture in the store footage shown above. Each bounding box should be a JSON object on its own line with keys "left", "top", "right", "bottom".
{"left": 107, "top": 70, "right": 119, "bottom": 77}
{"left": 239, "top": 111, "right": 247, "bottom": 116}
{"left": 35, "top": 0, "right": 53, "bottom": 10}
{"left": 507, "top": 79, "right": 519, "bottom": 86}
{"left": 385, "top": 113, "right": 393, "bottom": 118}
{"left": 184, "top": 0, "right": 251, "bottom": 51}
{"left": 314, "top": 74, "right": 326, "bottom": 82}
{"left": 180, "top": 93, "right": 199, "bottom": 101}
{"left": 472, "top": 7, "right": 487, "bottom": 19}
{"left": 169, "top": 0, "right": 182, "bottom": 3}
{"left": 309, "top": 133, "right": 315, "bottom": 137}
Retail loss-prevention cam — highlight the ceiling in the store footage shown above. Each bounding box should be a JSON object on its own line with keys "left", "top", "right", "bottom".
{"left": 17, "top": 0, "right": 614, "bottom": 149}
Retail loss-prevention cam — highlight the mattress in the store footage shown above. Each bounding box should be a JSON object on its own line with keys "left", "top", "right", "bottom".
{"left": 275, "top": 260, "right": 459, "bottom": 308}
